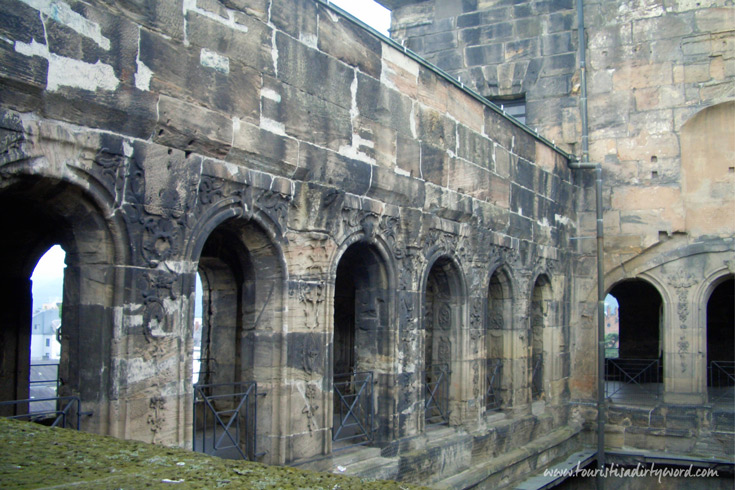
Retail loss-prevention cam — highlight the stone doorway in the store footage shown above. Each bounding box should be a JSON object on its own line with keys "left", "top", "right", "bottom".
{"left": 423, "top": 257, "right": 463, "bottom": 426}
{"left": 706, "top": 275, "right": 734, "bottom": 404}
{"left": 332, "top": 241, "right": 389, "bottom": 447}
{"left": 191, "top": 218, "right": 281, "bottom": 460}
{"left": 0, "top": 176, "right": 117, "bottom": 433}
{"left": 530, "top": 275, "right": 551, "bottom": 402}
{"left": 605, "top": 279, "right": 663, "bottom": 403}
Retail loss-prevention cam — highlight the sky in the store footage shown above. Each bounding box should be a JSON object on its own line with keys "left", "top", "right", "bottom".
{"left": 328, "top": 0, "right": 390, "bottom": 36}
{"left": 31, "top": 245, "right": 65, "bottom": 310}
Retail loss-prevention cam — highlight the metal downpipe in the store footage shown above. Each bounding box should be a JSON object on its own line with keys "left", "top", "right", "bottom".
{"left": 572, "top": 0, "right": 606, "bottom": 486}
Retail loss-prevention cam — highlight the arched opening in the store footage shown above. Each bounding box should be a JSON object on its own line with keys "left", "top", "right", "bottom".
{"left": 423, "top": 256, "right": 463, "bottom": 426}
{"left": 29, "top": 246, "right": 65, "bottom": 414}
{"left": 191, "top": 218, "right": 283, "bottom": 460}
{"left": 0, "top": 177, "right": 117, "bottom": 433}
{"left": 604, "top": 279, "right": 663, "bottom": 402}
{"left": 485, "top": 269, "right": 511, "bottom": 411}
{"left": 530, "top": 275, "right": 551, "bottom": 402}
{"left": 707, "top": 275, "right": 734, "bottom": 404}
{"left": 332, "top": 241, "right": 389, "bottom": 447}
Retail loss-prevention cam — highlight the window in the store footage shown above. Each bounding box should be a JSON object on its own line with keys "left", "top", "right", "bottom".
{"left": 490, "top": 96, "right": 526, "bottom": 124}
{"left": 45, "top": 338, "right": 50, "bottom": 347}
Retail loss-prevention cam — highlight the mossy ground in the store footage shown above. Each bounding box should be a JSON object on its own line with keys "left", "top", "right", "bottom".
{"left": 0, "top": 419, "right": 427, "bottom": 489}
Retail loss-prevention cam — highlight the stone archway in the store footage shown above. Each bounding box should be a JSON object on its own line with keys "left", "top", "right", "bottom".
{"left": 423, "top": 256, "right": 465, "bottom": 426}
{"left": 332, "top": 240, "right": 391, "bottom": 446}
{"left": 0, "top": 176, "right": 120, "bottom": 434}
{"left": 530, "top": 275, "right": 551, "bottom": 402}
{"left": 486, "top": 267, "right": 512, "bottom": 411}
{"left": 706, "top": 275, "right": 734, "bottom": 403}
{"left": 191, "top": 216, "right": 285, "bottom": 460}
{"left": 605, "top": 279, "right": 664, "bottom": 402}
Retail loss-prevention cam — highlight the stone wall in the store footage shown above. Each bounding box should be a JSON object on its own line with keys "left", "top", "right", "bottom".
{"left": 384, "top": 0, "right": 735, "bottom": 462}
{"left": 0, "top": 0, "right": 584, "bottom": 485}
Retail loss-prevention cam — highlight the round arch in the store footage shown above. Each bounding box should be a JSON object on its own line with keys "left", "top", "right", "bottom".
{"left": 0, "top": 171, "right": 126, "bottom": 436}
{"left": 420, "top": 252, "right": 468, "bottom": 427}
{"left": 328, "top": 231, "right": 397, "bottom": 447}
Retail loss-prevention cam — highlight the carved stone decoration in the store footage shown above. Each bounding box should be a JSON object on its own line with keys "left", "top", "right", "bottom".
{"left": 196, "top": 175, "right": 224, "bottom": 211}
{"left": 470, "top": 297, "right": 483, "bottom": 329}
{"left": 437, "top": 303, "right": 452, "bottom": 331}
{"left": 678, "top": 336, "right": 690, "bottom": 374}
{"left": 726, "top": 259, "right": 735, "bottom": 274}
{"left": 400, "top": 327, "right": 417, "bottom": 368}
{"left": 255, "top": 187, "right": 292, "bottom": 232}
{"left": 302, "top": 334, "right": 320, "bottom": 375}
{"left": 667, "top": 269, "right": 697, "bottom": 327}
{"left": 489, "top": 310, "right": 504, "bottom": 330}
{"left": 472, "top": 361, "right": 480, "bottom": 398}
{"left": 140, "top": 270, "right": 177, "bottom": 337}
{"left": 0, "top": 123, "right": 25, "bottom": 166}
{"left": 302, "top": 382, "right": 320, "bottom": 434}
{"left": 380, "top": 215, "right": 401, "bottom": 255}
{"left": 293, "top": 282, "right": 325, "bottom": 330}
{"left": 93, "top": 146, "right": 126, "bottom": 204}
{"left": 439, "top": 336, "right": 451, "bottom": 361}
{"left": 141, "top": 216, "right": 180, "bottom": 266}
{"left": 423, "top": 228, "right": 459, "bottom": 257}
{"left": 147, "top": 396, "right": 166, "bottom": 441}
{"left": 470, "top": 329, "right": 482, "bottom": 355}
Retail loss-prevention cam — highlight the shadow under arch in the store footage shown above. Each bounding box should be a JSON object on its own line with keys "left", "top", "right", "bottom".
{"left": 421, "top": 252, "right": 467, "bottom": 427}
{"left": 485, "top": 264, "right": 514, "bottom": 411}
{"left": 605, "top": 277, "right": 665, "bottom": 403}
{"left": 0, "top": 173, "right": 125, "bottom": 436}
{"left": 529, "top": 273, "right": 552, "bottom": 402}
{"left": 187, "top": 205, "right": 286, "bottom": 462}
{"left": 702, "top": 272, "right": 734, "bottom": 403}
{"left": 329, "top": 232, "right": 397, "bottom": 447}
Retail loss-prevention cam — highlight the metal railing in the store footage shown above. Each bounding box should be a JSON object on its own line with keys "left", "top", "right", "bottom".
{"left": 29, "top": 363, "right": 60, "bottom": 413}
{"left": 0, "top": 396, "right": 85, "bottom": 429}
{"left": 193, "top": 381, "right": 261, "bottom": 460}
{"left": 531, "top": 354, "right": 543, "bottom": 400}
{"left": 605, "top": 358, "right": 662, "bottom": 403}
{"left": 424, "top": 364, "right": 450, "bottom": 425}
{"left": 709, "top": 360, "right": 735, "bottom": 403}
{"left": 486, "top": 359, "right": 503, "bottom": 411}
{"left": 333, "top": 371, "right": 374, "bottom": 446}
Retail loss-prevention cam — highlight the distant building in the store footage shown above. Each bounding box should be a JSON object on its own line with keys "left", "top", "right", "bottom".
{"left": 30, "top": 305, "right": 61, "bottom": 361}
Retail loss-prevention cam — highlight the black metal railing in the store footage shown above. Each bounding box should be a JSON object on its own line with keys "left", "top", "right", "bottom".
{"left": 486, "top": 359, "right": 503, "bottom": 411}
{"left": 531, "top": 354, "right": 543, "bottom": 400}
{"left": 193, "top": 381, "right": 261, "bottom": 460}
{"left": 29, "top": 362, "right": 60, "bottom": 413}
{"left": 333, "top": 371, "right": 374, "bottom": 446}
{"left": 709, "top": 360, "right": 735, "bottom": 403}
{"left": 605, "top": 358, "right": 662, "bottom": 402}
{"left": 424, "top": 363, "right": 450, "bottom": 425}
{"left": 0, "top": 396, "right": 86, "bottom": 429}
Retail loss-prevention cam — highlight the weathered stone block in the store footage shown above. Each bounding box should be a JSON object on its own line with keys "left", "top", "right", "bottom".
{"left": 275, "top": 31, "right": 353, "bottom": 110}
{"left": 357, "top": 72, "right": 415, "bottom": 138}
{"left": 270, "top": 0, "right": 317, "bottom": 44}
{"left": 153, "top": 95, "right": 232, "bottom": 158}
{"left": 262, "top": 78, "right": 352, "bottom": 151}
{"left": 318, "top": 4, "right": 382, "bottom": 79}
{"left": 186, "top": 9, "right": 273, "bottom": 74}
{"left": 293, "top": 143, "right": 372, "bottom": 196}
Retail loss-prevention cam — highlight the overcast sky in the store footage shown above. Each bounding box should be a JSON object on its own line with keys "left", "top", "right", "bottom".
{"left": 328, "top": 0, "right": 391, "bottom": 36}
